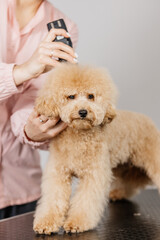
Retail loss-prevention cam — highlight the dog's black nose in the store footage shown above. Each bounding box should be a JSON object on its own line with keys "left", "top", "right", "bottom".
{"left": 79, "top": 109, "right": 88, "bottom": 118}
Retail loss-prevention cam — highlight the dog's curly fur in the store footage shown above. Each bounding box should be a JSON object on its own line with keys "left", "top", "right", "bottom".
{"left": 33, "top": 63, "right": 160, "bottom": 235}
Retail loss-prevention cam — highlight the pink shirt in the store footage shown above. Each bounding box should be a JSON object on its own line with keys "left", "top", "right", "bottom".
{"left": 0, "top": 0, "right": 78, "bottom": 209}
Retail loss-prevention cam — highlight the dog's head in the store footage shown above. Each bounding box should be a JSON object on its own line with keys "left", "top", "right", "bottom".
{"left": 35, "top": 64, "right": 118, "bottom": 130}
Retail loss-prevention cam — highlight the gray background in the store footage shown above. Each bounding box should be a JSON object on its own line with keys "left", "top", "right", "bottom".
{"left": 40, "top": 0, "right": 160, "bottom": 168}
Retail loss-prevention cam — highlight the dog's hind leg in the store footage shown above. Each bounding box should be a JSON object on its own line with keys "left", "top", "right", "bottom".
{"left": 143, "top": 140, "right": 160, "bottom": 193}
{"left": 33, "top": 158, "right": 72, "bottom": 235}
{"left": 109, "top": 163, "right": 151, "bottom": 201}
{"left": 132, "top": 131, "right": 160, "bottom": 196}
{"left": 110, "top": 128, "right": 160, "bottom": 201}
{"left": 63, "top": 157, "right": 112, "bottom": 233}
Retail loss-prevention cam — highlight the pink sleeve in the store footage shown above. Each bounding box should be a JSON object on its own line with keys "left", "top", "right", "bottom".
{"left": 10, "top": 83, "right": 49, "bottom": 150}
{"left": 0, "top": 63, "right": 24, "bottom": 102}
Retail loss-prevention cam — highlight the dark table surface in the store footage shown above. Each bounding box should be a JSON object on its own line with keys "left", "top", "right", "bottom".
{"left": 0, "top": 189, "right": 160, "bottom": 240}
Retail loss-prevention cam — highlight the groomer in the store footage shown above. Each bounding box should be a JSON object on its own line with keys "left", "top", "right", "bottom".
{"left": 0, "top": 0, "right": 78, "bottom": 219}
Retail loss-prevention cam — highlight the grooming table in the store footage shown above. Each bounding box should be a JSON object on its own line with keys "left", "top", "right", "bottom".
{"left": 0, "top": 189, "right": 160, "bottom": 240}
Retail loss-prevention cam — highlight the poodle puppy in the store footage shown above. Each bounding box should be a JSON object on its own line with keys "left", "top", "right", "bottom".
{"left": 33, "top": 63, "right": 160, "bottom": 235}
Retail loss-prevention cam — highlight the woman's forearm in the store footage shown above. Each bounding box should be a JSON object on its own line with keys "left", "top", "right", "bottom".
{"left": 13, "top": 63, "right": 33, "bottom": 86}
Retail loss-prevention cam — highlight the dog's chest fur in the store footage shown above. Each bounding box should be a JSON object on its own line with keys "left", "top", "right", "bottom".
{"left": 50, "top": 126, "right": 108, "bottom": 178}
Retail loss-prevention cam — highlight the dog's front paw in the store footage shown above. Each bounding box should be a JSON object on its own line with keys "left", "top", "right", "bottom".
{"left": 64, "top": 215, "right": 94, "bottom": 233}
{"left": 33, "top": 215, "right": 60, "bottom": 235}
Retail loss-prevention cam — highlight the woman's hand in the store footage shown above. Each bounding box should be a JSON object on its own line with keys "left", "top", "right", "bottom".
{"left": 24, "top": 111, "right": 67, "bottom": 142}
{"left": 13, "top": 28, "right": 78, "bottom": 86}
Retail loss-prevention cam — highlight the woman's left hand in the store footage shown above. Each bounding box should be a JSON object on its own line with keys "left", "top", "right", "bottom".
{"left": 24, "top": 111, "right": 67, "bottom": 142}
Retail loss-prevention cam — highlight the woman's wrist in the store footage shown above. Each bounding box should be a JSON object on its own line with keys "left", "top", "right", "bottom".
{"left": 13, "top": 62, "right": 36, "bottom": 86}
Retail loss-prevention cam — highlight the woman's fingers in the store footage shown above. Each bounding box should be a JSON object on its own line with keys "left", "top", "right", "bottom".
{"left": 25, "top": 110, "right": 68, "bottom": 142}
{"left": 47, "top": 121, "right": 68, "bottom": 138}
{"left": 35, "top": 114, "right": 67, "bottom": 136}
{"left": 52, "top": 50, "right": 78, "bottom": 63}
{"left": 34, "top": 114, "right": 58, "bottom": 125}
{"left": 38, "top": 54, "right": 60, "bottom": 67}
{"left": 37, "top": 29, "right": 78, "bottom": 66}
{"left": 38, "top": 47, "right": 78, "bottom": 65}
{"left": 33, "top": 114, "right": 67, "bottom": 138}
{"left": 44, "top": 28, "right": 71, "bottom": 43}
{"left": 38, "top": 115, "right": 49, "bottom": 123}
{"left": 43, "top": 117, "right": 60, "bottom": 129}
{"left": 40, "top": 42, "right": 77, "bottom": 58}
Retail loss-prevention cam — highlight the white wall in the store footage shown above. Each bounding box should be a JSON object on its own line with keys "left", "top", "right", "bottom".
{"left": 40, "top": 0, "right": 160, "bottom": 167}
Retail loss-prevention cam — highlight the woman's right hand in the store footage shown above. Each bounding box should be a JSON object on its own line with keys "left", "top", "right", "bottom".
{"left": 13, "top": 28, "right": 78, "bottom": 86}
{"left": 24, "top": 111, "right": 68, "bottom": 142}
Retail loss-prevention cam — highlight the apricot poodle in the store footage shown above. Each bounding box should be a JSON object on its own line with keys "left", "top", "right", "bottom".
{"left": 33, "top": 63, "right": 160, "bottom": 235}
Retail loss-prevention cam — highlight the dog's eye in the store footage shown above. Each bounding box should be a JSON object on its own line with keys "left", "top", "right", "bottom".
{"left": 88, "top": 94, "right": 94, "bottom": 100}
{"left": 67, "top": 95, "right": 75, "bottom": 100}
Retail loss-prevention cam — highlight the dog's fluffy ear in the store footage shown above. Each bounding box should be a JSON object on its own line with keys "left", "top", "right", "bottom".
{"left": 35, "top": 92, "right": 59, "bottom": 118}
{"left": 103, "top": 104, "right": 116, "bottom": 124}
